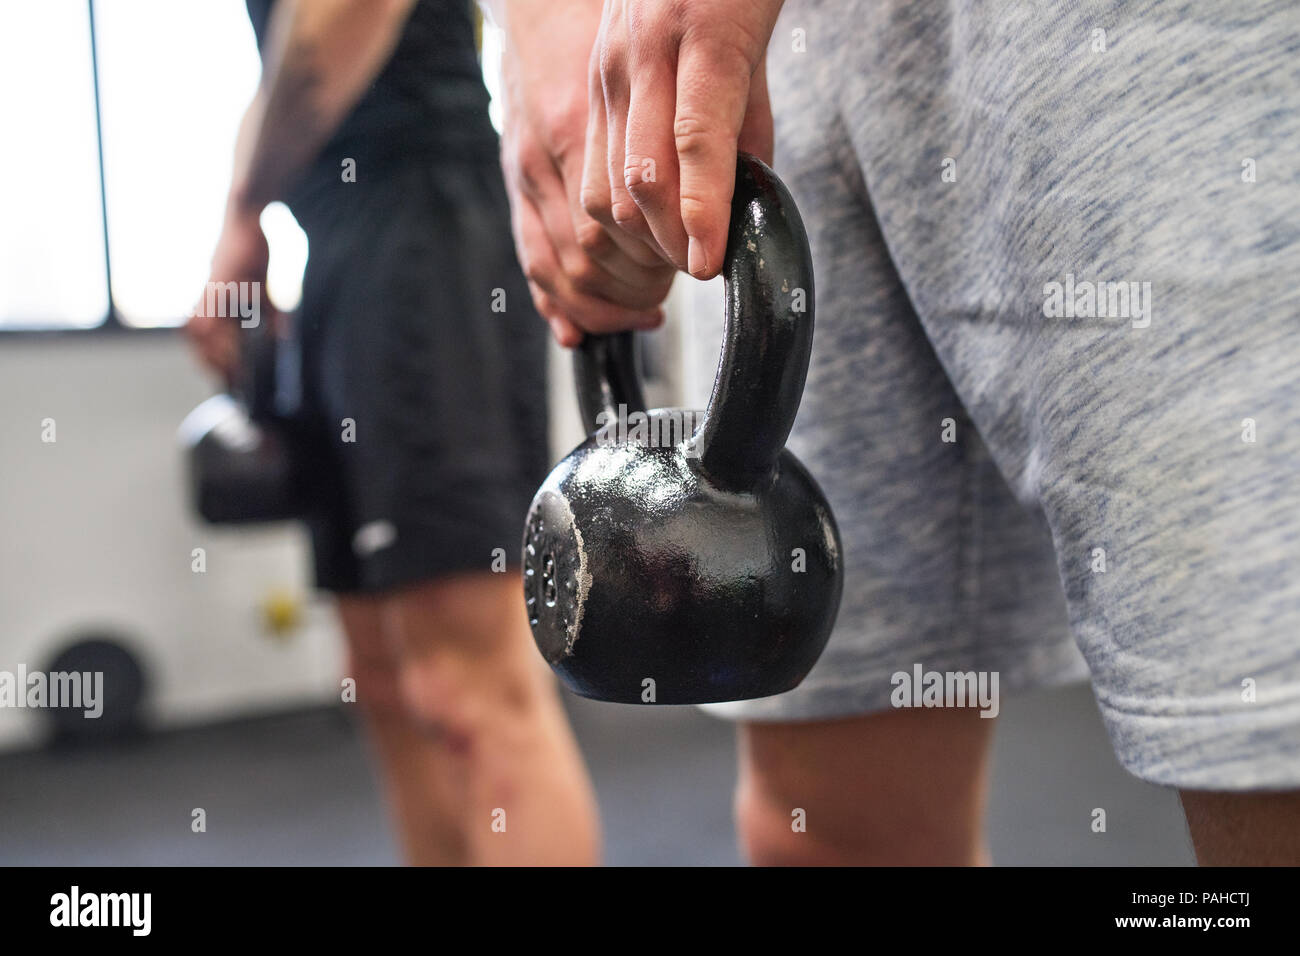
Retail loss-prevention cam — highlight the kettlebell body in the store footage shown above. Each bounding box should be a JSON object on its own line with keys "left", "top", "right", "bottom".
{"left": 523, "top": 155, "right": 842, "bottom": 704}
{"left": 179, "top": 314, "right": 305, "bottom": 525}
{"left": 180, "top": 393, "right": 303, "bottom": 524}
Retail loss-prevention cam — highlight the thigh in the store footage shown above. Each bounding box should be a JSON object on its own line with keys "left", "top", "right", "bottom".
{"left": 845, "top": 0, "right": 1300, "bottom": 787}
{"left": 382, "top": 572, "right": 533, "bottom": 664}
{"left": 297, "top": 158, "right": 549, "bottom": 593}
{"left": 736, "top": 708, "right": 996, "bottom": 865}
{"left": 696, "top": 2, "right": 1087, "bottom": 725}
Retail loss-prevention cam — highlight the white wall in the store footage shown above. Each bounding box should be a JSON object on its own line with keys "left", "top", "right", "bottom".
{"left": 0, "top": 271, "right": 722, "bottom": 750}
{"left": 0, "top": 333, "right": 342, "bottom": 748}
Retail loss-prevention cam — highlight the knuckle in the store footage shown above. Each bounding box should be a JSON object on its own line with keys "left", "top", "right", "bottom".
{"left": 514, "top": 146, "right": 551, "bottom": 198}
{"left": 548, "top": 127, "right": 583, "bottom": 168}
{"left": 626, "top": 179, "right": 656, "bottom": 207}
{"left": 517, "top": 163, "right": 544, "bottom": 198}
{"left": 521, "top": 259, "right": 546, "bottom": 286}
{"left": 623, "top": 158, "right": 659, "bottom": 198}
{"left": 567, "top": 256, "right": 607, "bottom": 296}
{"left": 609, "top": 198, "right": 643, "bottom": 228}
{"left": 673, "top": 114, "right": 716, "bottom": 158}
{"left": 574, "top": 218, "right": 610, "bottom": 257}
{"left": 580, "top": 187, "right": 612, "bottom": 225}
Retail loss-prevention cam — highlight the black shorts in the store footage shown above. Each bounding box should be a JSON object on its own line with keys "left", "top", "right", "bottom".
{"left": 284, "top": 153, "right": 548, "bottom": 593}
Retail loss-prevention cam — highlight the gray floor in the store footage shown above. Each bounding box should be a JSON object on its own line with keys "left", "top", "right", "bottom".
{"left": 0, "top": 682, "right": 1194, "bottom": 866}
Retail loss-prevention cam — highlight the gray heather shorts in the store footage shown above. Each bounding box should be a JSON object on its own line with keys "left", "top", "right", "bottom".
{"left": 690, "top": 0, "right": 1300, "bottom": 789}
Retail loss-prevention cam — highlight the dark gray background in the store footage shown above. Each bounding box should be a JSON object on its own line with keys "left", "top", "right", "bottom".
{"left": 0, "top": 681, "right": 1195, "bottom": 866}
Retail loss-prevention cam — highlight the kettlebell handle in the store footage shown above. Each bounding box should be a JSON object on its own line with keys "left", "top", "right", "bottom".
{"left": 572, "top": 153, "right": 814, "bottom": 490}
{"left": 574, "top": 331, "right": 647, "bottom": 433}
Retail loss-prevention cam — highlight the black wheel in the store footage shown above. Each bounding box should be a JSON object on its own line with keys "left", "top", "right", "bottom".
{"left": 43, "top": 636, "right": 148, "bottom": 746}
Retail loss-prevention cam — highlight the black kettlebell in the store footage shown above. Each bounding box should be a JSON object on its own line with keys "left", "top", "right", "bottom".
{"left": 522, "top": 153, "right": 842, "bottom": 704}
{"left": 179, "top": 314, "right": 305, "bottom": 524}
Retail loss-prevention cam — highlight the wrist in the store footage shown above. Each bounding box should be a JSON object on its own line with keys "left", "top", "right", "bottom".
{"left": 223, "top": 185, "right": 264, "bottom": 233}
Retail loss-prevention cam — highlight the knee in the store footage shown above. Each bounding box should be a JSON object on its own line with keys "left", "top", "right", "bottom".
{"left": 345, "top": 644, "right": 407, "bottom": 722}
{"left": 395, "top": 650, "right": 536, "bottom": 755}
{"left": 380, "top": 576, "right": 547, "bottom": 746}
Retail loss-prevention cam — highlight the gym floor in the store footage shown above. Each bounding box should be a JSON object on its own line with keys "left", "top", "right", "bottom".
{"left": 0, "top": 682, "right": 1195, "bottom": 866}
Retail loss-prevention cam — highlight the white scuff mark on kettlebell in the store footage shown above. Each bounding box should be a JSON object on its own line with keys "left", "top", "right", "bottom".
{"left": 567, "top": 519, "right": 593, "bottom": 656}
{"left": 818, "top": 502, "right": 840, "bottom": 566}
{"left": 747, "top": 239, "right": 757, "bottom": 252}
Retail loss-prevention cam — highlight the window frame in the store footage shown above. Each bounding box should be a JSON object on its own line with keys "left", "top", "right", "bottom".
{"left": 3, "top": 0, "right": 180, "bottom": 338}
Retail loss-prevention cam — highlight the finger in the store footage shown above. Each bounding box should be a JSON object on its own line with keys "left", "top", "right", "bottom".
{"left": 503, "top": 165, "right": 579, "bottom": 343}
{"left": 506, "top": 146, "right": 647, "bottom": 331}
{"left": 674, "top": 37, "right": 752, "bottom": 279}
{"left": 625, "top": 53, "right": 689, "bottom": 270}
{"left": 579, "top": 43, "right": 667, "bottom": 270}
{"left": 530, "top": 281, "right": 584, "bottom": 348}
{"left": 544, "top": 160, "right": 672, "bottom": 307}
{"left": 598, "top": 27, "right": 656, "bottom": 249}
{"left": 522, "top": 130, "right": 668, "bottom": 308}
{"left": 570, "top": 148, "right": 669, "bottom": 280}
{"left": 515, "top": 188, "right": 664, "bottom": 336}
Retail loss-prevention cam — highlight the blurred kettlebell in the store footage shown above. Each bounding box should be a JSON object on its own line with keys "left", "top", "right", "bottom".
{"left": 522, "top": 153, "right": 842, "bottom": 704}
{"left": 179, "top": 313, "right": 305, "bottom": 524}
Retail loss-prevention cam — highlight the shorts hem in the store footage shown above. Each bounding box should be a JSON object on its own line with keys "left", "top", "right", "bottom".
{"left": 697, "top": 645, "right": 1091, "bottom": 723}
{"left": 1097, "top": 690, "right": 1300, "bottom": 790}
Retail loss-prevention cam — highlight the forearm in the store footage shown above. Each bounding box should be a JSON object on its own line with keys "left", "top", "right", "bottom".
{"left": 229, "top": 0, "right": 417, "bottom": 215}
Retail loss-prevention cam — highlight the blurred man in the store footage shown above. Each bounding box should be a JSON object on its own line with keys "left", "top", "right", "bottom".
{"left": 494, "top": 0, "right": 1300, "bottom": 865}
{"left": 187, "top": 0, "right": 598, "bottom": 865}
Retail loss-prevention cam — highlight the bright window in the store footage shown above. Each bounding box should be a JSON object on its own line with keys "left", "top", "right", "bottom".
{"left": 94, "top": 0, "right": 264, "bottom": 327}
{"left": 0, "top": 0, "right": 109, "bottom": 329}
{"left": 0, "top": 0, "right": 308, "bottom": 331}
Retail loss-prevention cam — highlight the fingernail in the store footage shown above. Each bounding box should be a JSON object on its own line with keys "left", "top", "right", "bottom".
{"left": 687, "top": 236, "right": 708, "bottom": 277}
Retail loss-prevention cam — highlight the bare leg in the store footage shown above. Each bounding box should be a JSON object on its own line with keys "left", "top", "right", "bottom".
{"left": 1180, "top": 790, "right": 1300, "bottom": 866}
{"left": 735, "top": 707, "right": 996, "bottom": 866}
{"left": 337, "top": 594, "right": 465, "bottom": 864}
{"left": 381, "top": 572, "right": 601, "bottom": 866}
